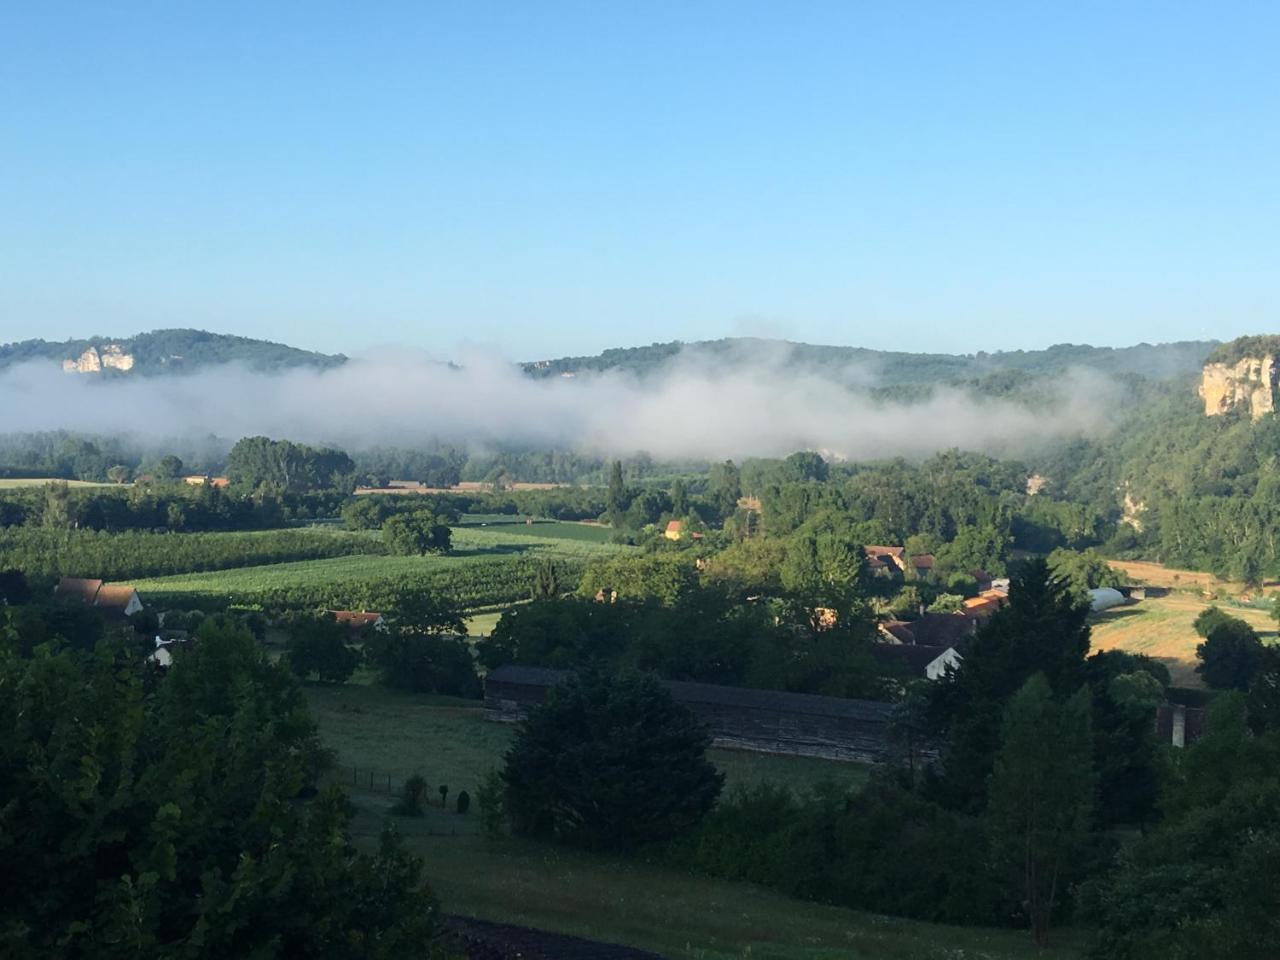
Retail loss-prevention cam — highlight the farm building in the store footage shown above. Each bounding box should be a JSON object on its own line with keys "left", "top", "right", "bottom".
{"left": 663, "top": 520, "right": 684, "bottom": 540}
{"left": 1156, "top": 702, "right": 1207, "bottom": 748}
{"left": 54, "top": 577, "right": 144, "bottom": 618}
{"left": 1088, "top": 587, "right": 1127, "bottom": 612}
{"left": 484, "top": 665, "right": 900, "bottom": 763}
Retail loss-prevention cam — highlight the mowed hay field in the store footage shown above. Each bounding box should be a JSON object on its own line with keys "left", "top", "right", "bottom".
{"left": 1095, "top": 561, "right": 1278, "bottom": 686}
{"left": 309, "top": 683, "right": 1069, "bottom": 960}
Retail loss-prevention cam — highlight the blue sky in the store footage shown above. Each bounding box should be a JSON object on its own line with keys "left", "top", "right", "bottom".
{"left": 1, "top": 1, "right": 1277, "bottom": 359}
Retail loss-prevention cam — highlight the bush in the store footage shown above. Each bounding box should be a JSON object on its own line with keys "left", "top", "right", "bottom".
{"left": 502, "top": 667, "right": 723, "bottom": 849}
{"left": 476, "top": 770, "right": 507, "bottom": 839}
{"left": 391, "top": 774, "right": 429, "bottom": 817}
{"left": 455, "top": 790, "right": 471, "bottom": 814}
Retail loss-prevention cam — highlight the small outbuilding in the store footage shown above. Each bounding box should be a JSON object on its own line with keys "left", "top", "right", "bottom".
{"left": 1088, "top": 587, "right": 1126, "bottom": 612}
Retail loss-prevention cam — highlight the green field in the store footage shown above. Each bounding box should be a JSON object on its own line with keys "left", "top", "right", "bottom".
{"left": 131, "top": 525, "right": 627, "bottom": 611}
{"left": 458, "top": 515, "right": 614, "bottom": 544}
{"left": 0, "top": 478, "right": 122, "bottom": 488}
{"left": 307, "top": 683, "right": 1069, "bottom": 960}
{"left": 306, "top": 683, "right": 870, "bottom": 799}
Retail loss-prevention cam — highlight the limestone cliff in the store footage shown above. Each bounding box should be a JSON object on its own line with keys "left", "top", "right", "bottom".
{"left": 1199, "top": 341, "right": 1280, "bottom": 419}
{"left": 61, "top": 344, "right": 135, "bottom": 374}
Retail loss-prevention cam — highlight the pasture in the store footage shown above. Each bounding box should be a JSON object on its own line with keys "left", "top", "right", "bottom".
{"left": 305, "top": 682, "right": 871, "bottom": 802}
{"left": 1090, "top": 591, "right": 1278, "bottom": 686}
{"left": 308, "top": 683, "right": 1068, "bottom": 960}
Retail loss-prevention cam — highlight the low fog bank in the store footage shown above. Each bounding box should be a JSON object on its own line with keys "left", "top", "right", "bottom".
{"left": 0, "top": 345, "right": 1125, "bottom": 462}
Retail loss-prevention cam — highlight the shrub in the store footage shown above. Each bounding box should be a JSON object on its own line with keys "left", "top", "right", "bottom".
{"left": 456, "top": 790, "right": 471, "bottom": 814}
{"left": 391, "top": 774, "right": 428, "bottom": 817}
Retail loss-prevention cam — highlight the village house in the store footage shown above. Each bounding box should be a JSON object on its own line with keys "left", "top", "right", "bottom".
{"left": 484, "top": 665, "right": 902, "bottom": 763}
{"left": 328, "top": 610, "right": 386, "bottom": 633}
{"left": 54, "top": 577, "right": 144, "bottom": 618}
{"left": 878, "top": 611, "right": 982, "bottom": 648}
{"left": 863, "top": 545, "right": 907, "bottom": 574}
{"left": 664, "top": 520, "right": 684, "bottom": 540}
{"left": 869, "top": 643, "right": 964, "bottom": 682}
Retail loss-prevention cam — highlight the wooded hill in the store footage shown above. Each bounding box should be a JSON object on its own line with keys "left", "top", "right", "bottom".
{"left": 0, "top": 328, "right": 346, "bottom": 375}
{"left": 523, "top": 336, "right": 1218, "bottom": 385}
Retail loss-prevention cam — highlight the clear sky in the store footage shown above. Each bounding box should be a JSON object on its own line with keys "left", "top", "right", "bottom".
{"left": 1, "top": 1, "right": 1277, "bottom": 360}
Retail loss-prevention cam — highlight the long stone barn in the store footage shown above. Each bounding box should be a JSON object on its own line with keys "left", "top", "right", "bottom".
{"left": 483, "top": 665, "right": 899, "bottom": 764}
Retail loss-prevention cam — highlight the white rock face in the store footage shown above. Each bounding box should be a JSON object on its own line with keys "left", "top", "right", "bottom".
{"left": 1199, "top": 355, "right": 1277, "bottom": 420}
{"left": 61, "top": 344, "right": 135, "bottom": 373}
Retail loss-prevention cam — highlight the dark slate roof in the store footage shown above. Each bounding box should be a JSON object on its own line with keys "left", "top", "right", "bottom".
{"left": 443, "top": 915, "right": 666, "bottom": 960}
{"left": 486, "top": 664, "right": 568, "bottom": 687}
{"left": 667, "top": 679, "right": 894, "bottom": 723}
{"left": 486, "top": 665, "right": 894, "bottom": 724}
{"left": 903, "top": 612, "right": 977, "bottom": 648}
{"left": 869, "top": 643, "right": 951, "bottom": 678}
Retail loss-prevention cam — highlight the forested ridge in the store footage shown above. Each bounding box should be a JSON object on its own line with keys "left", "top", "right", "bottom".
{"left": 0, "top": 327, "right": 345, "bottom": 374}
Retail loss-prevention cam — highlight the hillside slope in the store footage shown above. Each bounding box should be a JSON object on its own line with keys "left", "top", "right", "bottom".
{"left": 523, "top": 337, "right": 1217, "bottom": 385}
{"left": 0, "top": 328, "right": 346, "bottom": 375}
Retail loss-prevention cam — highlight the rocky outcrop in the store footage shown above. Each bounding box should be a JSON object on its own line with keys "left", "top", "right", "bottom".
{"left": 61, "top": 344, "right": 135, "bottom": 374}
{"left": 1199, "top": 355, "right": 1278, "bottom": 420}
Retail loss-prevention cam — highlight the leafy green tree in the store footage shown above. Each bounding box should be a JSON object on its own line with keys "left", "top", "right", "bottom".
{"left": 152, "top": 453, "right": 184, "bottom": 481}
{"left": 226, "top": 436, "right": 355, "bottom": 495}
{"left": 708, "top": 459, "right": 742, "bottom": 520}
{"left": 502, "top": 668, "right": 723, "bottom": 849}
{"left": 605, "top": 460, "right": 627, "bottom": 526}
{"left": 105, "top": 464, "right": 131, "bottom": 484}
{"left": 1193, "top": 605, "right": 1235, "bottom": 638}
{"left": 1048, "top": 547, "right": 1122, "bottom": 597}
{"left": 783, "top": 450, "right": 829, "bottom": 483}
{"left": 669, "top": 478, "right": 690, "bottom": 517}
{"left": 1088, "top": 696, "right": 1280, "bottom": 960}
{"left": 930, "top": 558, "right": 1092, "bottom": 811}
{"left": 382, "top": 510, "right": 452, "bottom": 555}
{"left": 368, "top": 593, "right": 476, "bottom": 697}
{"left": 530, "top": 559, "right": 562, "bottom": 599}
{"left": 0, "top": 617, "right": 440, "bottom": 958}
{"left": 1196, "top": 618, "right": 1265, "bottom": 690}
{"left": 286, "top": 612, "right": 359, "bottom": 683}
{"left": 365, "top": 631, "right": 480, "bottom": 697}
{"left": 987, "top": 675, "right": 1095, "bottom": 946}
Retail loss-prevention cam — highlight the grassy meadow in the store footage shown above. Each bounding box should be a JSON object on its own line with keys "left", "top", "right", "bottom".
{"left": 305, "top": 682, "right": 871, "bottom": 801}
{"left": 1097, "top": 560, "right": 1278, "bottom": 685}
{"left": 307, "top": 682, "right": 1069, "bottom": 960}
{"left": 1090, "top": 591, "right": 1277, "bottom": 686}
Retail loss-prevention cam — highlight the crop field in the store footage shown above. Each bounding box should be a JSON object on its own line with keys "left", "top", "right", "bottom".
{"left": 1090, "top": 592, "right": 1278, "bottom": 686}
{"left": 309, "top": 683, "right": 1065, "bottom": 960}
{"left": 130, "top": 525, "right": 627, "bottom": 611}
{"left": 458, "top": 515, "right": 614, "bottom": 544}
{"left": 1, "top": 526, "right": 387, "bottom": 581}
